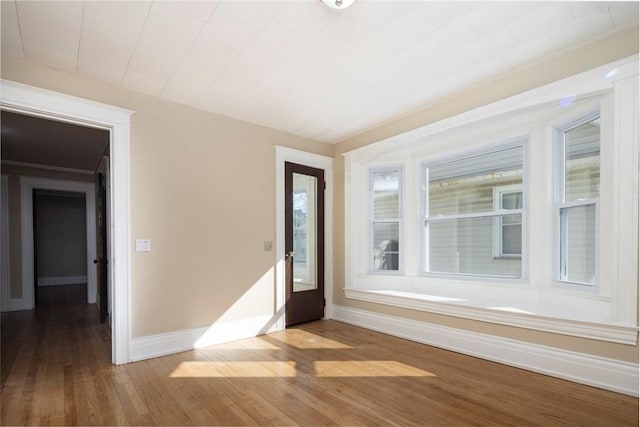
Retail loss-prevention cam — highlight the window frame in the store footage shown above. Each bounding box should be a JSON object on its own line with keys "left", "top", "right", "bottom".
{"left": 421, "top": 140, "right": 527, "bottom": 280}
{"left": 492, "top": 184, "right": 524, "bottom": 259}
{"left": 554, "top": 110, "right": 601, "bottom": 289}
{"left": 368, "top": 166, "right": 403, "bottom": 274}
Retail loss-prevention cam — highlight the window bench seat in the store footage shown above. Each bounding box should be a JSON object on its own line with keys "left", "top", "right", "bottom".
{"left": 344, "top": 287, "right": 638, "bottom": 345}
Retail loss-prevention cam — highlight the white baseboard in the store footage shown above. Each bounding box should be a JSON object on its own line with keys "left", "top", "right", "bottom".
{"left": 37, "top": 275, "right": 87, "bottom": 286}
{"left": 131, "top": 314, "right": 280, "bottom": 362}
{"left": 331, "top": 305, "right": 639, "bottom": 397}
{"left": 1, "top": 297, "right": 32, "bottom": 312}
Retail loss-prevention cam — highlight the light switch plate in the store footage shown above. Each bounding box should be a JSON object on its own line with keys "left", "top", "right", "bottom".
{"left": 136, "top": 239, "right": 151, "bottom": 252}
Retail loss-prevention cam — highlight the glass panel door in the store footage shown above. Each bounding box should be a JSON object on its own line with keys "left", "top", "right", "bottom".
{"left": 285, "top": 162, "right": 325, "bottom": 326}
{"left": 293, "top": 173, "right": 317, "bottom": 292}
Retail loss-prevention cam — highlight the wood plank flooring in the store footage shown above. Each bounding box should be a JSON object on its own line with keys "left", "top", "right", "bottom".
{"left": 2, "top": 285, "right": 638, "bottom": 426}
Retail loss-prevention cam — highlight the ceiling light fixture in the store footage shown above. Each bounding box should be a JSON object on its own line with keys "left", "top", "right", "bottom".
{"left": 321, "top": 0, "right": 355, "bottom": 10}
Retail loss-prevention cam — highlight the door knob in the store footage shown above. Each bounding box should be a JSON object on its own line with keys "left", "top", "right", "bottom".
{"left": 285, "top": 250, "right": 295, "bottom": 260}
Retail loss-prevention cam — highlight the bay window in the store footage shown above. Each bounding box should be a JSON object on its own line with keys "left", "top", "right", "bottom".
{"left": 345, "top": 57, "right": 637, "bottom": 342}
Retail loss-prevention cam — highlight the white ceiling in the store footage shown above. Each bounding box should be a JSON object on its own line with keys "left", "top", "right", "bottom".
{"left": 1, "top": 1, "right": 637, "bottom": 143}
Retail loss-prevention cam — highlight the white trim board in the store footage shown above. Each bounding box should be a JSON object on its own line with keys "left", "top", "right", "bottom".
{"left": 345, "top": 289, "right": 638, "bottom": 345}
{"left": 332, "top": 305, "right": 639, "bottom": 397}
{"left": 37, "top": 276, "right": 88, "bottom": 287}
{"left": 1, "top": 79, "right": 133, "bottom": 365}
{"left": 131, "top": 315, "right": 278, "bottom": 362}
{"left": 275, "top": 146, "right": 334, "bottom": 330}
{"left": 20, "top": 176, "right": 97, "bottom": 306}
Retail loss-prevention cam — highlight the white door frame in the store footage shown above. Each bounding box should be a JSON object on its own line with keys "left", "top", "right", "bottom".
{"left": 275, "top": 146, "right": 333, "bottom": 330}
{"left": 0, "top": 79, "right": 133, "bottom": 365}
{"left": 20, "top": 177, "right": 97, "bottom": 306}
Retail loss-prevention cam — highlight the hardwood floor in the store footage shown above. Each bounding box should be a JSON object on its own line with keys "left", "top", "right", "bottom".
{"left": 2, "top": 285, "right": 638, "bottom": 426}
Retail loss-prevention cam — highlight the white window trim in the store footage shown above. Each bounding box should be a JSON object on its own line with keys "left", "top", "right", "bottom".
{"left": 368, "top": 166, "right": 403, "bottom": 274}
{"left": 554, "top": 111, "right": 601, "bottom": 288}
{"left": 421, "top": 140, "right": 526, "bottom": 279}
{"left": 343, "top": 55, "right": 639, "bottom": 345}
{"left": 492, "top": 184, "right": 523, "bottom": 259}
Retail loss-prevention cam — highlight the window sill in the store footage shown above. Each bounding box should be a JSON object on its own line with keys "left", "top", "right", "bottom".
{"left": 344, "top": 288, "right": 638, "bottom": 345}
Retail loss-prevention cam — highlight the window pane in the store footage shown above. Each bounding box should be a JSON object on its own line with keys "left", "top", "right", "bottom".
{"left": 565, "top": 118, "right": 599, "bottom": 202}
{"left": 373, "top": 222, "right": 399, "bottom": 271}
{"left": 560, "top": 204, "right": 596, "bottom": 284}
{"left": 501, "top": 192, "right": 522, "bottom": 210}
{"left": 502, "top": 223, "right": 521, "bottom": 255}
{"left": 427, "top": 146, "right": 523, "bottom": 216}
{"left": 372, "top": 170, "right": 399, "bottom": 219}
{"left": 293, "top": 173, "right": 317, "bottom": 291}
{"left": 428, "top": 216, "right": 522, "bottom": 277}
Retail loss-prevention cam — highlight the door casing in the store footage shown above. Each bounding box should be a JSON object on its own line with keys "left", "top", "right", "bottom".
{"left": 0, "top": 79, "right": 133, "bottom": 365}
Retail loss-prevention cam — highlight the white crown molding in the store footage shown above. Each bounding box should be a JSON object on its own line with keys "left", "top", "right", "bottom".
{"left": 331, "top": 305, "right": 639, "bottom": 397}
{"left": 1, "top": 160, "right": 94, "bottom": 175}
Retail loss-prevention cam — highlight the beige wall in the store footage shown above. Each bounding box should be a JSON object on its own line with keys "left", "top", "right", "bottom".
{"left": 332, "top": 27, "right": 639, "bottom": 364}
{"left": 1, "top": 57, "right": 331, "bottom": 337}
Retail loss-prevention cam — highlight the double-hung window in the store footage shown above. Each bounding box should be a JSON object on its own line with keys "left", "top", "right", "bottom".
{"left": 556, "top": 113, "right": 600, "bottom": 286}
{"left": 369, "top": 168, "right": 401, "bottom": 272}
{"left": 423, "top": 142, "right": 525, "bottom": 278}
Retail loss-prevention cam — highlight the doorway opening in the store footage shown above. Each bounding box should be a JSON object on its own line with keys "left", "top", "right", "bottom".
{"left": 1, "top": 109, "right": 112, "bottom": 359}
{"left": 1, "top": 80, "right": 132, "bottom": 364}
{"left": 33, "top": 189, "right": 88, "bottom": 309}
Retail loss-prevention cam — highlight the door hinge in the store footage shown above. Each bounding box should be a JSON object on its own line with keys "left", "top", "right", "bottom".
{"left": 323, "top": 182, "right": 326, "bottom": 190}
{"left": 323, "top": 298, "right": 326, "bottom": 307}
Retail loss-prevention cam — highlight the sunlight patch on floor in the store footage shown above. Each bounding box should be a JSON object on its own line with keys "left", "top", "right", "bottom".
{"left": 209, "top": 339, "right": 280, "bottom": 351}
{"left": 169, "top": 361, "right": 297, "bottom": 378}
{"left": 268, "top": 329, "right": 353, "bottom": 349}
{"left": 314, "top": 361, "right": 436, "bottom": 377}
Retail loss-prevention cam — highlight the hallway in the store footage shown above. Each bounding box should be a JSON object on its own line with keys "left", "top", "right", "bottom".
{"left": 1, "top": 284, "right": 110, "bottom": 424}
